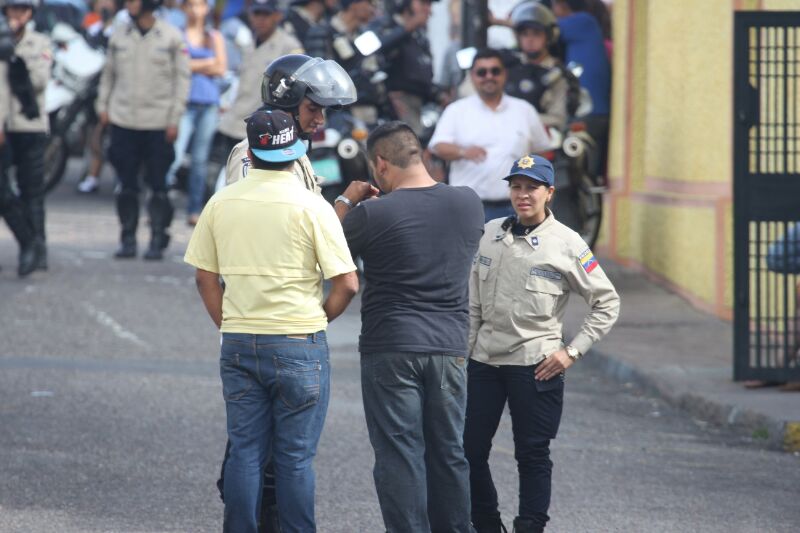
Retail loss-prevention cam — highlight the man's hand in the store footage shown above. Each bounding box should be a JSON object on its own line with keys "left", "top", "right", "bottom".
{"left": 535, "top": 349, "right": 574, "bottom": 381}
{"left": 0, "top": 130, "right": 5, "bottom": 147}
{"left": 343, "top": 180, "right": 380, "bottom": 205}
{"left": 462, "top": 146, "right": 487, "bottom": 162}
{"left": 99, "top": 112, "right": 109, "bottom": 126}
{"left": 165, "top": 125, "right": 178, "bottom": 143}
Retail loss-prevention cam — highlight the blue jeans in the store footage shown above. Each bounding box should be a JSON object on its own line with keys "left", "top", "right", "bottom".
{"left": 360, "top": 352, "right": 474, "bottom": 533}
{"left": 463, "top": 360, "right": 564, "bottom": 529}
{"left": 482, "top": 200, "right": 514, "bottom": 223}
{"left": 221, "top": 332, "right": 330, "bottom": 533}
{"left": 167, "top": 102, "right": 218, "bottom": 215}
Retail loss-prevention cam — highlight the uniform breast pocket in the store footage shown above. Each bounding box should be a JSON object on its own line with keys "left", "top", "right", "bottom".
{"left": 516, "top": 274, "right": 564, "bottom": 318}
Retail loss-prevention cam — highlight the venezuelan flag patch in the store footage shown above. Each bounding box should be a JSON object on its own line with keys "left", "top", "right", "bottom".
{"left": 579, "top": 248, "right": 598, "bottom": 273}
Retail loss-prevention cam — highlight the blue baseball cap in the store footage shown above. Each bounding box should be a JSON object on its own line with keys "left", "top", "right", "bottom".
{"left": 245, "top": 109, "right": 307, "bottom": 163}
{"left": 502, "top": 154, "right": 555, "bottom": 186}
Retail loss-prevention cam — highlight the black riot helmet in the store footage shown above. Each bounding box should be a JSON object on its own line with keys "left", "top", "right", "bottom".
{"left": 261, "top": 54, "right": 357, "bottom": 110}
{"left": 510, "top": 1, "right": 560, "bottom": 45}
{"left": 141, "top": 0, "right": 163, "bottom": 13}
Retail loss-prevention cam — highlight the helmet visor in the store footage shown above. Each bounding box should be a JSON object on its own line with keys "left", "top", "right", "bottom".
{"left": 294, "top": 58, "right": 357, "bottom": 107}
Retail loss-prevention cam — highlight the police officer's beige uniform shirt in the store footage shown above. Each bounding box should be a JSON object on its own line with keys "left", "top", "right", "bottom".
{"left": 217, "top": 27, "right": 302, "bottom": 140}
{"left": 469, "top": 211, "right": 620, "bottom": 365}
{"left": 225, "top": 137, "right": 319, "bottom": 194}
{"left": 96, "top": 19, "right": 190, "bottom": 130}
{"left": 6, "top": 29, "right": 51, "bottom": 133}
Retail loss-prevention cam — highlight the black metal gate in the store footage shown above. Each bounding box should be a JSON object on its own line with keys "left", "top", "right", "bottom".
{"left": 734, "top": 12, "right": 800, "bottom": 382}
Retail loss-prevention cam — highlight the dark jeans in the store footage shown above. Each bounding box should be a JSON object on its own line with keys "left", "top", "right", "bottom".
{"left": 107, "top": 125, "right": 174, "bottom": 195}
{"left": 584, "top": 113, "right": 609, "bottom": 180}
{"left": 482, "top": 200, "right": 514, "bottom": 223}
{"left": 221, "top": 332, "right": 330, "bottom": 533}
{"left": 360, "top": 352, "right": 474, "bottom": 533}
{"left": 463, "top": 360, "right": 564, "bottom": 529}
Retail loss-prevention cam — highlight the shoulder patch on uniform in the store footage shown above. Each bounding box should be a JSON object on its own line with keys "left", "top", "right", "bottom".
{"left": 579, "top": 248, "right": 598, "bottom": 273}
{"left": 479, "top": 255, "right": 492, "bottom": 267}
{"left": 530, "top": 267, "right": 562, "bottom": 280}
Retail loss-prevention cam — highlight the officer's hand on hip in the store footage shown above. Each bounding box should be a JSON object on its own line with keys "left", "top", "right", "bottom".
{"left": 535, "top": 349, "right": 574, "bottom": 381}
{"left": 0, "top": 131, "right": 5, "bottom": 147}
{"left": 99, "top": 112, "right": 109, "bottom": 126}
{"left": 165, "top": 125, "right": 178, "bottom": 143}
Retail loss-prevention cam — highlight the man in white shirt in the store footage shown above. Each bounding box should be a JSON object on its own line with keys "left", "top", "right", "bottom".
{"left": 430, "top": 47, "right": 551, "bottom": 221}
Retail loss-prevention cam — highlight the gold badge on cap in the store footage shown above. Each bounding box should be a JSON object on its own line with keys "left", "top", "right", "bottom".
{"left": 517, "top": 156, "right": 535, "bottom": 169}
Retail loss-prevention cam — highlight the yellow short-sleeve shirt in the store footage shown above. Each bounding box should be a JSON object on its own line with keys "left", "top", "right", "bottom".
{"left": 184, "top": 169, "right": 357, "bottom": 335}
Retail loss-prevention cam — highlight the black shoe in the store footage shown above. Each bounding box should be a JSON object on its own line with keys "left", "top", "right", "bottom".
{"left": 512, "top": 517, "right": 543, "bottom": 533}
{"left": 473, "top": 514, "right": 507, "bottom": 533}
{"left": 17, "top": 243, "right": 38, "bottom": 277}
{"left": 114, "top": 241, "right": 137, "bottom": 259}
{"left": 33, "top": 239, "right": 47, "bottom": 271}
{"left": 142, "top": 243, "right": 163, "bottom": 261}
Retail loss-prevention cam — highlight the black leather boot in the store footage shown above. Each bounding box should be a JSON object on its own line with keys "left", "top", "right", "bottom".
{"left": 3, "top": 201, "right": 38, "bottom": 277}
{"left": 512, "top": 517, "right": 543, "bottom": 533}
{"left": 473, "top": 513, "right": 508, "bottom": 533}
{"left": 143, "top": 192, "right": 173, "bottom": 261}
{"left": 27, "top": 197, "right": 47, "bottom": 271}
{"left": 114, "top": 191, "right": 139, "bottom": 259}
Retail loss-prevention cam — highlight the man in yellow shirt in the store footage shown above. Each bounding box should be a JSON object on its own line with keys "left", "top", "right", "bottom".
{"left": 185, "top": 109, "right": 358, "bottom": 532}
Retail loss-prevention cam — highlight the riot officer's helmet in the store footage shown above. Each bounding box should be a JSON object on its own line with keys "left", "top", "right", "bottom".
{"left": 510, "top": 1, "right": 560, "bottom": 44}
{"left": 261, "top": 54, "right": 357, "bottom": 110}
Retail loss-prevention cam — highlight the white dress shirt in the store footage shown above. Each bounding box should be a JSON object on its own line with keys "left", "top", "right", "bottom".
{"left": 430, "top": 94, "right": 551, "bottom": 202}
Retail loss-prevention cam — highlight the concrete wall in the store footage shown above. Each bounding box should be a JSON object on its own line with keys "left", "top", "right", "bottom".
{"left": 602, "top": 0, "right": 797, "bottom": 320}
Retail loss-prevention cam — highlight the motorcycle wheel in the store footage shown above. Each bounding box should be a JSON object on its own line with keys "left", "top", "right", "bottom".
{"left": 43, "top": 134, "right": 69, "bottom": 195}
{"left": 551, "top": 174, "right": 603, "bottom": 249}
{"left": 576, "top": 174, "right": 603, "bottom": 249}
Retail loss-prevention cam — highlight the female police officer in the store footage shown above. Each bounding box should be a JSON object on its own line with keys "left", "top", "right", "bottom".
{"left": 465, "top": 154, "right": 620, "bottom": 533}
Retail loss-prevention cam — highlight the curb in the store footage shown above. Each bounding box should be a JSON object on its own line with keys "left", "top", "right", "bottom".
{"left": 584, "top": 347, "right": 798, "bottom": 452}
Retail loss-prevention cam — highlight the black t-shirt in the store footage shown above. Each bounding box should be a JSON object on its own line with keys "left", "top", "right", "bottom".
{"left": 342, "top": 183, "right": 484, "bottom": 356}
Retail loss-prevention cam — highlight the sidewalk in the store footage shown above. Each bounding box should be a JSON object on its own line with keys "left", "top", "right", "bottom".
{"left": 565, "top": 259, "right": 800, "bottom": 452}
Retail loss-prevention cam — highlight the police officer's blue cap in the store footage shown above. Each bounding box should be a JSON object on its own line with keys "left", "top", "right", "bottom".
{"left": 250, "top": 0, "right": 279, "bottom": 13}
{"left": 502, "top": 154, "right": 554, "bottom": 187}
{"left": 246, "top": 109, "right": 307, "bottom": 163}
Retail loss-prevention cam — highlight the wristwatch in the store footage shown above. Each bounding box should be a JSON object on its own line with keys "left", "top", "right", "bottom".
{"left": 334, "top": 195, "right": 354, "bottom": 208}
{"left": 565, "top": 345, "right": 581, "bottom": 361}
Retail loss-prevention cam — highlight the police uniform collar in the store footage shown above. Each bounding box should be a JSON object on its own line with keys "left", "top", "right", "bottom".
{"left": 494, "top": 209, "right": 555, "bottom": 241}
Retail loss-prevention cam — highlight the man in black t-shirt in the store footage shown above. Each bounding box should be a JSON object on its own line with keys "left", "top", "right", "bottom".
{"left": 334, "top": 122, "right": 484, "bottom": 532}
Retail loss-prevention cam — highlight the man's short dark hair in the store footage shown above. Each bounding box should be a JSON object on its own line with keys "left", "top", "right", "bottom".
{"left": 250, "top": 153, "right": 295, "bottom": 172}
{"left": 366, "top": 121, "right": 422, "bottom": 169}
{"left": 470, "top": 48, "right": 505, "bottom": 70}
{"left": 556, "top": 0, "right": 588, "bottom": 12}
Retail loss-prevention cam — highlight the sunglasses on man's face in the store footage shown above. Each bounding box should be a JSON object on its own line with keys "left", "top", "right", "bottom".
{"left": 475, "top": 67, "right": 504, "bottom": 78}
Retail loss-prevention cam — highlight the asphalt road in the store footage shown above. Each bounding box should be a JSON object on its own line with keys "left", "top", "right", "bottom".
{"left": 0, "top": 169, "right": 798, "bottom": 533}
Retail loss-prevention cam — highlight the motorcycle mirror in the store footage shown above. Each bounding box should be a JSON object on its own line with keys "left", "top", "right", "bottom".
{"left": 354, "top": 31, "right": 382, "bottom": 57}
{"left": 456, "top": 47, "right": 477, "bottom": 70}
{"left": 566, "top": 61, "right": 584, "bottom": 79}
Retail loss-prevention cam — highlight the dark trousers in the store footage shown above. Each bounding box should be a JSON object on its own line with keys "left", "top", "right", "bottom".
{"left": 463, "top": 359, "right": 564, "bottom": 529}
{"left": 360, "top": 352, "right": 474, "bottom": 533}
{"left": 584, "top": 114, "right": 609, "bottom": 180}
{"left": 5, "top": 132, "right": 47, "bottom": 241}
{"left": 107, "top": 125, "right": 174, "bottom": 195}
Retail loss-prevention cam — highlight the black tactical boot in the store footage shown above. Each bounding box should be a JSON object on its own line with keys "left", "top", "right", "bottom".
{"left": 512, "top": 517, "right": 543, "bottom": 533}
{"left": 3, "top": 200, "right": 38, "bottom": 277}
{"left": 143, "top": 192, "right": 173, "bottom": 261}
{"left": 473, "top": 513, "right": 508, "bottom": 533}
{"left": 27, "top": 197, "right": 47, "bottom": 271}
{"left": 114, "top": 191, "right": 139, "bottom": 259}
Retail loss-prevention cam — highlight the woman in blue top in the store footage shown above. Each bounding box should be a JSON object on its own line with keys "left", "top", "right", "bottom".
{"left": 167, "top": 0, "right": 227, "bottom": 225}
